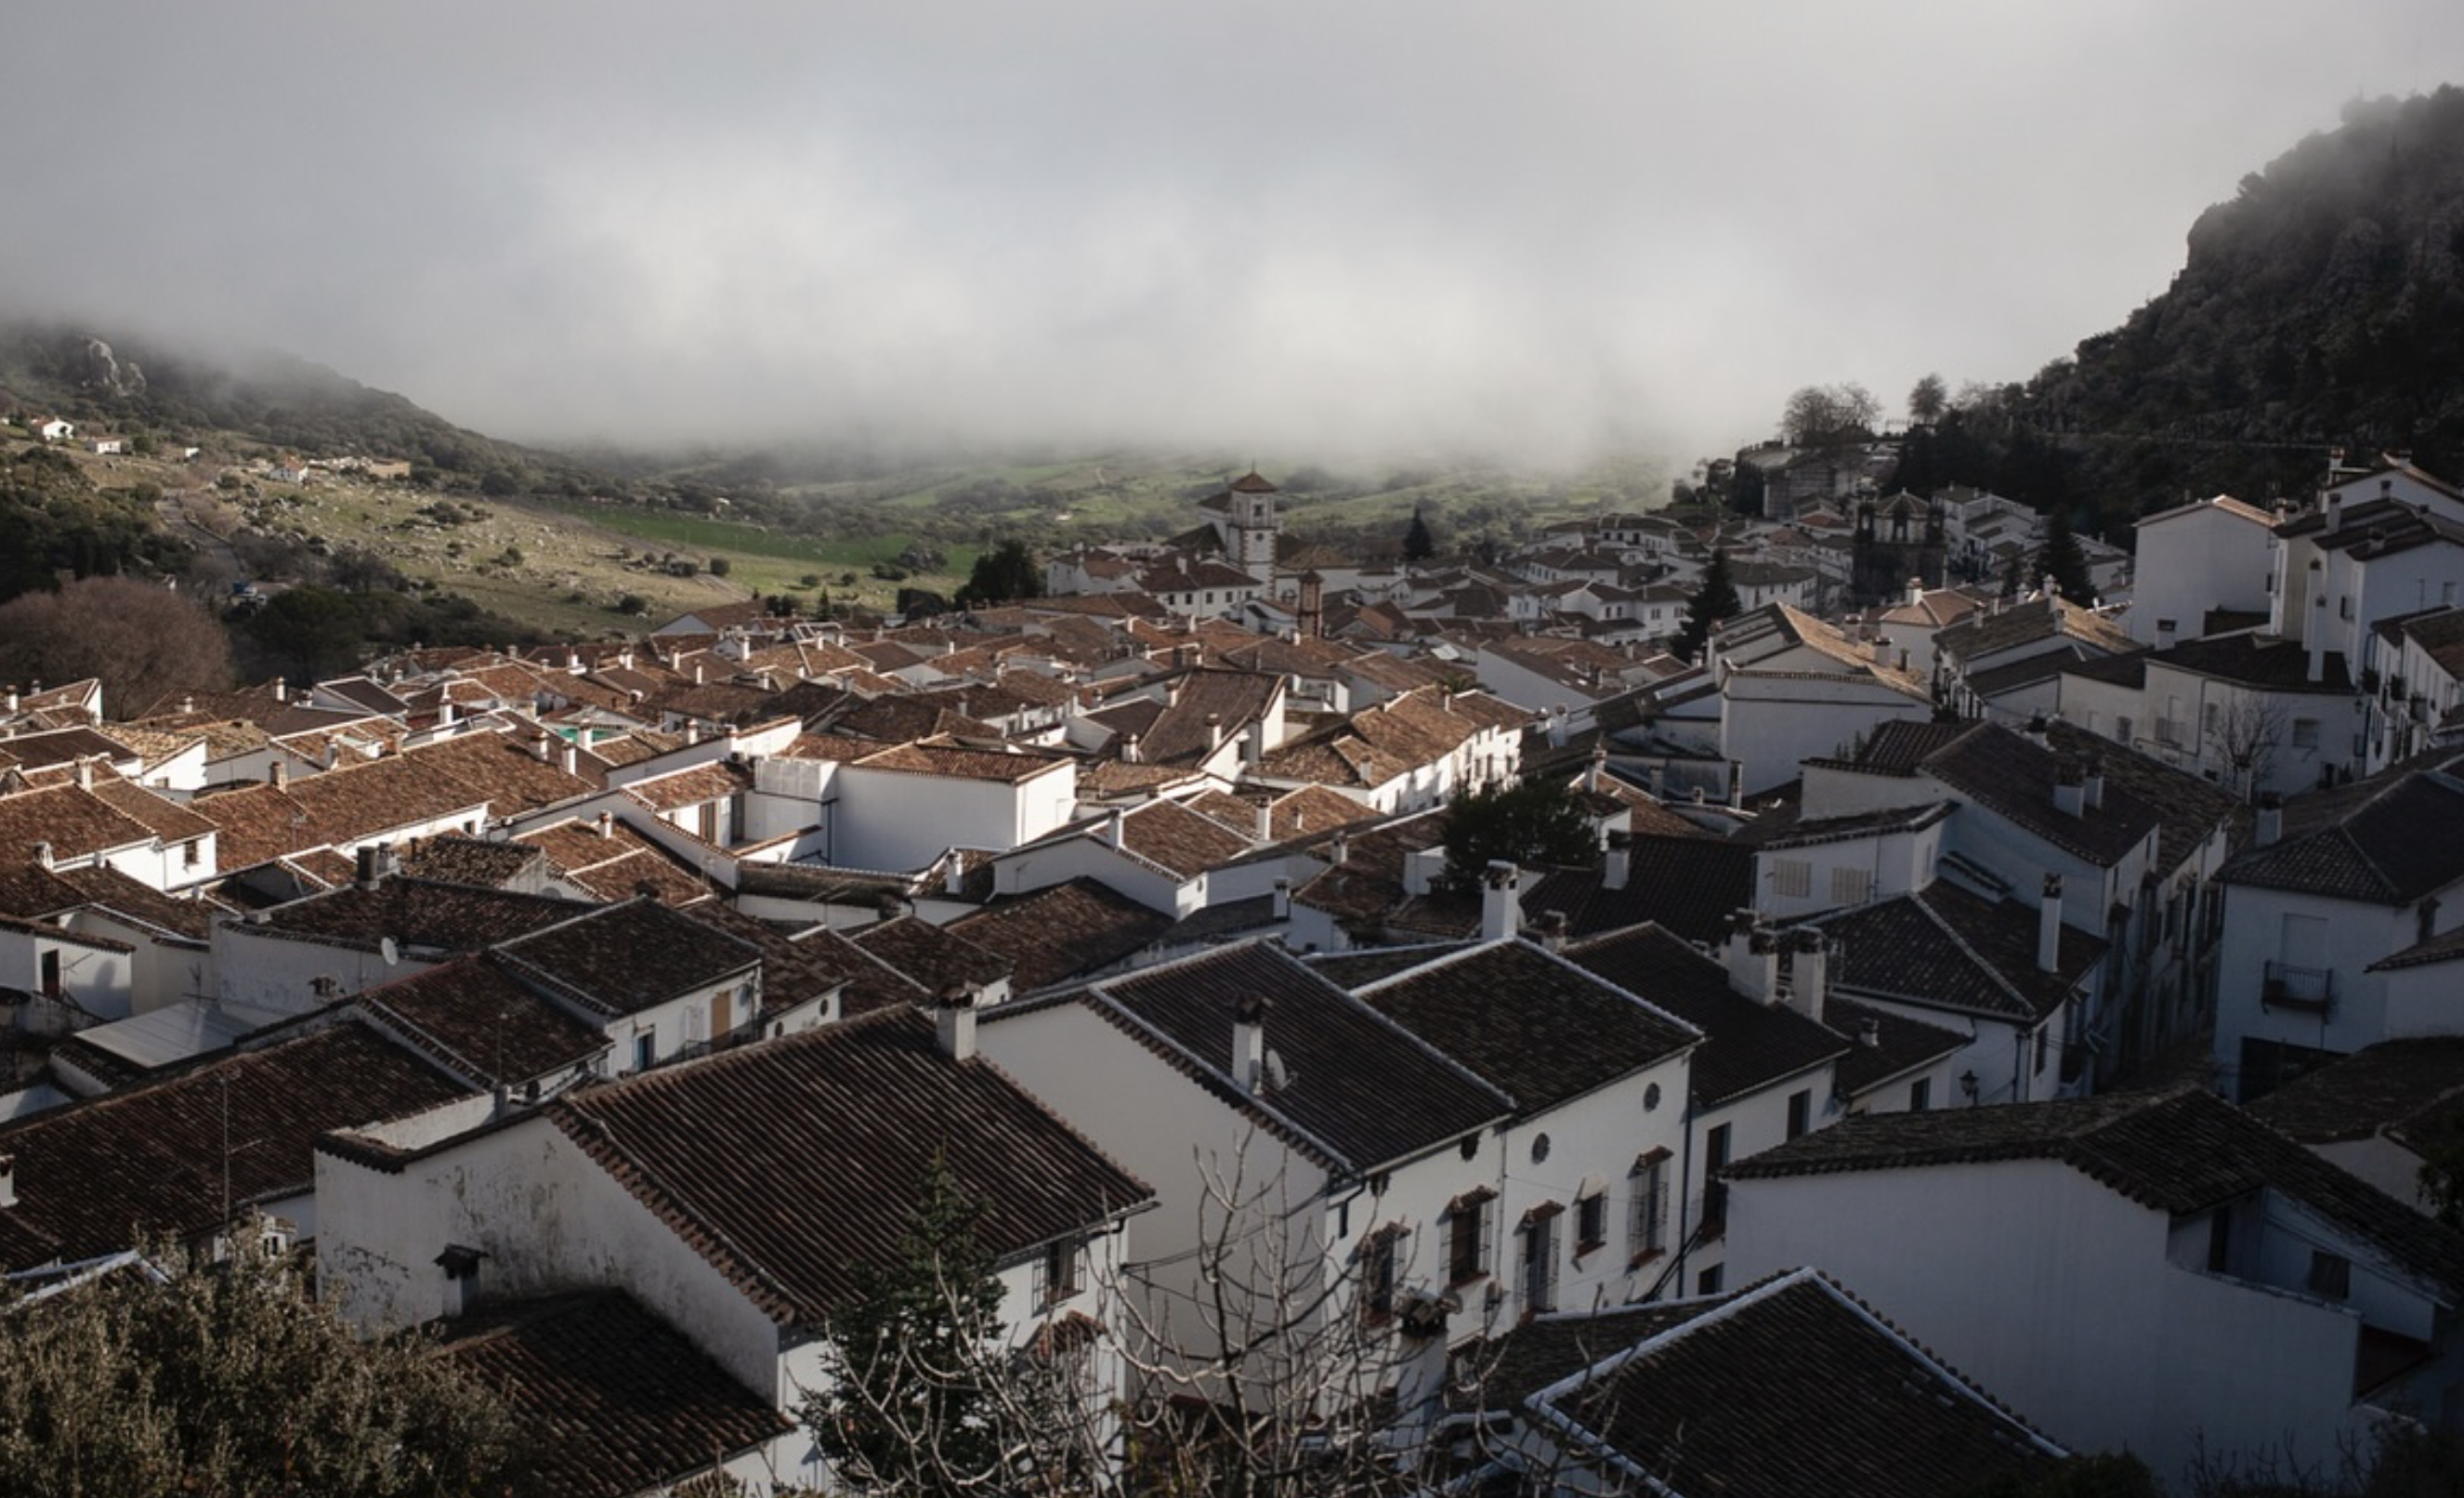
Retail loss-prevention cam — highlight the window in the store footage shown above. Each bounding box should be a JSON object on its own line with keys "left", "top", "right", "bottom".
{"left": 182, "top": 839, "right": 201, "bottom": 869}
{"left": 1629, "top": 1152, "right": 1670, "bottom": 1262}
{"left": 1701, "top": 1124, "right": 1732, "bottom": 1234}
{"left": 2116, "top": 715, "right": 2133, "bottom": 745}
{"left": 1829, "top": 866, "right": 1873, "bottom": 906}
{"left": 38, "top": 950, "right": 60, "bottom": 999}
{"left": 1519, "top": 1207, "right": 1562, "bottom": 1316}
{"left": 1771, "top": 859, "right": 1812, "bottom": 899}
{"left": 1696, "top": 1264, "right": 1724, "bottom": 1295}
{"left": 2203, "top": 702, "right": 2220, "bottom": 738}
{"left": 633, "top": 1032, "right": 655, "bottom": 1073}
{"left": 1041, "top": 1238, "right": 1083, "bottom": 1306}
{"left": 2207, "top": 1210, "right": 2232, "bottom": 1274}
{"left": 1446, "top": 1189, "right": 1494, "bottom": 1285}
{"left": 1908, "top": 1076, "right": 1932, "bottom": 1112}
{"left": 2307, "top": 1251, "right": 2351, "bottom": 1300}
{"left": 1576, "top": 1190, "right": 1608, "bottom": 1253}
{"left": 1360, "top": 1228, "right": 1403, "bottom": 1321}
{"left": 1786, "top": 1089, "right": 1812, "bottom": 1140}
{"left": 2292, "top": 717, "right": 2321, "bottom": 750}
{"left": 2035, "top": 1027, "right": 2050, "bottom": 1075}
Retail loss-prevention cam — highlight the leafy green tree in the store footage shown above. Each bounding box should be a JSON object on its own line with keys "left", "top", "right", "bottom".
{"left": 2034, "top": 508, "right": 2095, "bottom": 603}
{"left": 0, "top": 1241, "right": 525, "bottom": 1498}
{"left": 807, "top": 1152, "right": 1009, "bottom": 1498}
{"left": 1442, "top": 779, "right": 1601, "bottom": 888}
{"left": 1403, "top": 506, "right": 1435, "bottom": 562}
{"left": 1672, "top": 547, "right": 1744, "bottom": 664}
{"left": 954, "top": 538, "right": 1043, "bottom": 608}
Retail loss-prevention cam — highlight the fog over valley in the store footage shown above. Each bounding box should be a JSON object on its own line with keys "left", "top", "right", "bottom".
{"left": 7, "top": 0, "right": 2460, "bottom": 464}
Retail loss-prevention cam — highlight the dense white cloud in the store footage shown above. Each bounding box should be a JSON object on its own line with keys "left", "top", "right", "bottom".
{"left": 6, "top": 0, "right": 2458, "bottom": 464}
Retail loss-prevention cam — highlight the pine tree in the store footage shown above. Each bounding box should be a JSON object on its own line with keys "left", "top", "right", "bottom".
{"left": 1672, "top": 547, "right": 1743, "bottom": 664}
{"left": 1441, "top": 779, "right": 1602, "bottom": 889}
{"left": 808, "top": 1151, "right": 1010, "bottom": 1498}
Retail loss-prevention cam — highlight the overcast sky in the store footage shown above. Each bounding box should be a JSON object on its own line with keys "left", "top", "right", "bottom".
{"left": 6, "top": 2, "right": 2459, "bottom": 466}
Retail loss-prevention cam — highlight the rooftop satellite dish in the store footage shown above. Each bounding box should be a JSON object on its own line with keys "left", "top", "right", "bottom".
{"left": 378, "top": 936, "right": 400, "bottom": 966}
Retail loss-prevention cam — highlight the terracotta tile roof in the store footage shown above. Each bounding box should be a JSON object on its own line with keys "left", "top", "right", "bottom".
{"left": 1487, "top": 1269, "right": 2060, "bottom": 1496}
{"left": 849, "top": 913, "right": 1014, "bottom": 993}
{"left": 1522, "top": 835, "right": 1756, "bottom": 946}
{"left": 623, "top": 758, "right": 752, "bottom": 813}
{"left": 512, "top": 816, "right": 711, "bottom": 906}
{"left": 1353, "top": 940, "right": 1697, "bottom": 1115}
{"left": 2222, "top": 756, "right": 2464, "bottom": 904}
{"left": 2247, "top": 1037, "right": 2464, "bottom": 1146}
{"left": 1566, "top": 924, "right": 1846, "bottom": 1108}
{"left": 2148, "top": 630, "right": 2353, "bottom": 692}
{"left": 1052, "top": 941, "right": 1513, "bottom": 1172}
{"left": 396, "top": 834, "right": 548, "bottom": 889}
{"left": 495, "top": 899, "right": 760, "bottom": 1018}
{"left": 1824, "top": 995, "right": 1969, "bottom": 1096}
{"left": 1935, "top": 595, "right": 2134, "bottom": 666}
{"left": 548, "top": 1006, "right": 1153, "bottom": 1324}
{"left": 0, "top": 1024, "right": 473, "bottom": 1271}
{"left": 853, "top": 740, "right": 1074, "bottom": 784}
{"left": 1811, "top": 882, "right": 2101, "bottom": 1023}
{"left": 0, "top": 861, "right": 94, "bottom": 919}
{"left": 233, "top": 876, "right": 589, "bottom": 956}
{"left": 355, "top": 954, "right": 610, "bottom": 1087}
{"left": 944, "top": 879, "right": 1175, "bottom": 992}
{"left": 1917, "top": 723, "right": 2164, "bottom": 868}
{"left": 2040, "top": 719, "right": 2243, "bottom": 872}
{"left": 1111, "top": 799, "right": 1253, "bottom": 879}
{"left": 48, "top": 863, "right": 227, "bottom": 940}
{"left": 0, "top": 782, "right": 161, "bottom": 863}
{"left": 441, "top": 1290, "right": 788, "bottom": 1498}
{"left": 86, "top": 777, "right": 216, "bottom": 843}
{"left": 1729, "top": 1084, "right": 2464, "bottom": 1297}
{"left": 671, "top": 900, "right": 879, "bottom": 1016}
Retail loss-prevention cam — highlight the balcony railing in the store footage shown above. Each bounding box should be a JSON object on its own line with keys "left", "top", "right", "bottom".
{"left": 2261, "top": 961, "right": 2335, "bottom": 1015}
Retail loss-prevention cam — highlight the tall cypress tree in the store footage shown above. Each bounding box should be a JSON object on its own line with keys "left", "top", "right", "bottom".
{"left": 2034, "top": 508, "right": 2095, "bottom": 603}
{"left": 1673, "top": 547, "right": 1743, "bottom": 664}
{"left": 1403, "top": 506, "right": 1435, "bottom": 562}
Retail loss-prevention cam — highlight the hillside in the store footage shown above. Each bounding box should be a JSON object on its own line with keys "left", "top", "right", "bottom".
{"left": 1894, "top": 86, "right": 2464, "bottom": 532}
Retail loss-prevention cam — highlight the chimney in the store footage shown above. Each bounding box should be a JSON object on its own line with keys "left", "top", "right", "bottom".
{"left": 1646, "top": 762, "right": 1665, "bottom": 800}
{"left": 1254, "top": 801, "right": 1275, "bottom": 842}
{"left": 560, "top": 740, "right": 579, "bottom": 776}
{"left": 1726, "top": 760, "right": 1744, "bottom": 811}
{"left": 439, "top": 702, "right": 456, "bottom": 728}
{"left": 1329, "top": 829, "right": 1349, "bottom": 867}
{"left": 180, "top": 694, "right": 193, "bottom": 715}
{"left": 2052, "top": 758, "right": 2085, "bottom": 818}
{"left": 1724, "top": 913, "right": 1778, "bottom": 1001}
{"left": 1906, "top": 578, "right": 1924, "bottom": 609}
{"left": 1121, "top": 733, "right": 1142, "bottom": 764}
{"left": 1603, "top": 830, "right": 1631, "bottom": 891}
{"left": 533, "top": 730, "right": 554, "bottom": 763}
{"left": 1205, "top": 712, "right": 1224, "bottom": 751}
{"left": 597, "top": 810, "right": 615, "bottom": 839}
{"left": 694, "top": 662, "right": 706, "bottom": 685}
{"left": 2156, "top": 619, "right": 2178, "bottom": 651}
{"left": 2254, "top": 793, "right": 2283, "bottom": 848}
{"left": 2082, "top": 755, "right": 2104, "bottom": 812}
{"left": 1107, "top": 807, "right": 1127, "bottom": 849}
{"left": 2038, "top": 874, "right": 2064, "bottom": 974}
{"left": 1480, "top": 861, "right": 1523, "bottom": 940}
{"left": 1231, "top": 993, "right": 1268, "bottom": 1092}
{"left": 1787, "top": 927, "right": 1828, "bottom": 1026}
{"left": 2025, "top": 713, "right": 2051, "bottom": 749}
{"left": 1244, "top": 721, "right": 1265, "bottom": 767}
{"left": 74, "top": 759, "right": 92, "bottom": 792}
{"left": 269, "top": 760, "right": 289, "bottom": 790}
{"left": 2326, "top": 493, "right": 2343, "bottom": 533}
{"left": 684, "top": 722, "right": 700, "bottom": 746}
{"left": 31, "top": 842, "right": 50, "bottom": 871}
{"left": 1535, "top": 909, "right": 1569, "bottom": 952}
{"left": 934, "top": 985, "right": 978, "bottom": 1061}
{"left": 1271, "top": 877, "right": 1291, "bottom": 921}
{"left": 0, "top": 1152, "right": 14, "bottom": 1209}
{"left": 356, "top": 845, "right": 383, "bottom": 890}
{"left": 1858, "top": 1017, "right": 1881, "bottom": 1047}
{"left": 272, "top": 677, "right": 287, "bottom": 703}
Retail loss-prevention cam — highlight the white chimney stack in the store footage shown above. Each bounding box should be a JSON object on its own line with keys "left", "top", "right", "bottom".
{"left": 2052, "top": 759, "right": 2085, "bottom": 819}
{"left": 1788, "top": 927, "right": 1828, "bottom": 1026}
{"left": 1603, "top": 830, "right": 1631, "bottom": 892}
{"left": 1271, "top": 877, "right": 1291, "bottom": 921}
{"left": 1480, "top": 861, "right": 1523, "bottom": 941}
{"left": 1724, "top": 912, "right": 1778, "bottom": 1001}
{"left": 2038, "top": 874, "right": 2064, "bottom": 975}
{"left": 1232, "top": 993, "right": 1268, "bottom": 1092}
{"left": 935, "top": 985, "right": 978, "bottom": 1061}
{"left": 2254, "top": 794, "right": 2283, "bottom": 848}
